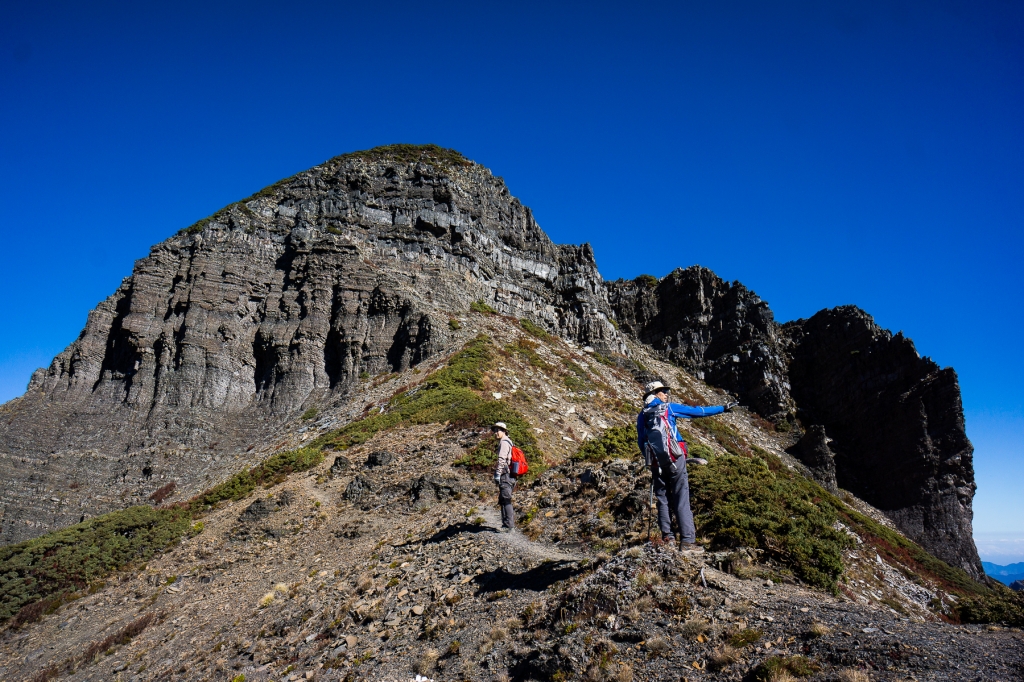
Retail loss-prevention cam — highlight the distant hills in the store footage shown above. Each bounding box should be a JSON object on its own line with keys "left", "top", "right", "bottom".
{"left": 983, "top": 561, "right": 1024, "bottom": 586}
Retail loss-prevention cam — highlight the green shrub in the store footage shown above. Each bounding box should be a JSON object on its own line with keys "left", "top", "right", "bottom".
{"left": 687, "top": 442, "right": 715, "bottom": 460}
{"left": 448, "top": 319, "right": 461, "bottom": 330}
{"left": 301, "top": 407, "right": 318, "bottom": 421}
{"left": 728, "top": 628, "right": 762, "bottom": 647}
{"left": 689, "top": 455, "right": 850, "bottom": 592}
{"left": 337, "top": 144, "right": 472, "bottom": 169}
{"left": 693, "top": 417, "right": 747, "bottom": 457}
{"left": 190, "top": 446, "right": 323, "bottom": 510}
{"left": 0, "top": 506, "right": 191, "bottom": 622}
{"left": 507, "top": 338, "right": 549, "bottom": 370}
{"left": 563, "top": 361, "right": 595, "bottom": 394}
{"left": 519, "top": 318, "right": 551, "bottom": 341}
{"left": 753, "top": 656, "right": 819, "bottom": 680}
{"left": 573, "top": 425, "right": 638, "bottom": 462}
{"left": 470, "top": 300, "right": 496, "bottom": 314}
{"left": 635, "top": 274, "right": 659, "bottom": 289}
{"left": 307, "top": 336, "right": 544, "bottom": 478}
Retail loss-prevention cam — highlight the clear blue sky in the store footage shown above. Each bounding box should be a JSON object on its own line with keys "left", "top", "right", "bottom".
{"left": 2, "top": 1, "right": 1021, "bottom": 559}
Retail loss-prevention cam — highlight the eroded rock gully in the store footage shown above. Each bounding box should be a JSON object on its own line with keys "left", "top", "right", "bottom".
{"left": 0, "top": 146, "right": 981, "bottom": 582}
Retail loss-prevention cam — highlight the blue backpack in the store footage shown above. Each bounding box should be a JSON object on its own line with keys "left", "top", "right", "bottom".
{"left": 642, "top": 402, "right": 687, "bottom": 471}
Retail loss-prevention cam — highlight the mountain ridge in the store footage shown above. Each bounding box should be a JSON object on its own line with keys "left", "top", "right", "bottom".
{"left": 0, "top": 144, "right": 981, "bottom": 583}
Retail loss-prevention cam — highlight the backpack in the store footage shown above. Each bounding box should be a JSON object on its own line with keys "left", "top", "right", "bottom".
{"left": 509, "top": 445, "right": 529, "bottom": 477}
{"left": 642, "top": 401, "right": 686, "bottom": 470}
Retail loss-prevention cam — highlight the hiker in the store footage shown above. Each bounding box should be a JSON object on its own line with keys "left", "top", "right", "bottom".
{"left": 492, "top": 422, "right": 516, "bottom": 532}
{"left": 637, "top": 380, "right": 737, "bottom": 552}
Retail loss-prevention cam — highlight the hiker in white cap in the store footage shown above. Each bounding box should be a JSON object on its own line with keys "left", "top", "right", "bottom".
{"left": 637, "top": 380, "right": 738, "bottom": 552}
{"left": 492, "top": 422, "right": 516, "bottom": 532}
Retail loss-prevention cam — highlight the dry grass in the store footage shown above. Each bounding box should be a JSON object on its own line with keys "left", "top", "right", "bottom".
{"left": 769, "top": 672, "right": 797, "bottom": 682}
{"left": 729, "top": 599, "right": 753, "bottom": 615}
{"left": 645, "top": 635, "right": 671, "bottom": 657}
{"left": 709, "top": 644, "right": 740, "bottom": 670}
{"left": 355, "top": 573, "right": 373, "bottom": 593}
{"left": 414, "top": 648, "right": 439, "bottom": 675}
{"left": 836, "top": 670, "right": 871, "bottom": 682}
{"left": 612, "top": 663, "right": 634, "bottom": 682}
{"left": 808, "top": 621, "right": 832, "bottom": 638}
{"left": 258, "top": 592, "right": 275, "bottom": 608}
{"left": 680, "top": 617, "right": 710, "bottom": 637}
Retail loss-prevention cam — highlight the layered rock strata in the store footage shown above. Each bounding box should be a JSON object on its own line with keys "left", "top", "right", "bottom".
{"left": 0, "top": 147, "right": 619, "bottom": 545}
{"left": 0, "top": 146, "right": 982, "bottom": 581}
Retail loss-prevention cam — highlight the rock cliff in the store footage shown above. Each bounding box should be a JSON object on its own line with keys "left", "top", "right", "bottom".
{"left": 0, "top": 145, "right": 982, "bottom": 580}
{"left": 0, "top": 145, "right": 619, "bottom": 545}
{"left": 606, "top": 267, "right": 794, "bottom": 422}
{"left": 783, "top": 306, "right": 982, "bottom": 578}
{"left": 606, "top": 269, "right": 982, "bottom": 579}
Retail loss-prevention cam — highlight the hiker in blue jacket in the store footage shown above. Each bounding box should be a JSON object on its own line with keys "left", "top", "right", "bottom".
{"left": 637, "top": 380, "right": 737, "bottom": 552}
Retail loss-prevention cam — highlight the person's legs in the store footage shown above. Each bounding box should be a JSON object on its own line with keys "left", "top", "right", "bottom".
{"left": 667, "top": 462, "right": 696, "bottom": 544}
{"left": 498, "top": 475, "right": 515, "bottom": 530}
{"left": 651, "top": 464, "right": 672, "bottom": 538}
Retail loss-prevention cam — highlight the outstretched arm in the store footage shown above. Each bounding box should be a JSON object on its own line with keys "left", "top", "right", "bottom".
{"left": 668, "top": 403, "right": 726, "bottom": 419}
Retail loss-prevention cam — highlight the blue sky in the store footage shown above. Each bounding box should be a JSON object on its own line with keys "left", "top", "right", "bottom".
{"left": 2, "top": 1, "right": 1021, "bottom": 559}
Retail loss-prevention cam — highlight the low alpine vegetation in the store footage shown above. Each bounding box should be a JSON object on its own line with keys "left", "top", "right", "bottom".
{"left": 0, "top": 507, "right": 190, "bottom": 623}
{"left": 572, "top": 425, "right": 637, "bottom": 462}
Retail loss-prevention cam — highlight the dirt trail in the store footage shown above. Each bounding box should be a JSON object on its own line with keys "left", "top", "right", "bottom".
{"left": 478, "top": 505, "right": 584, "bottom": 563}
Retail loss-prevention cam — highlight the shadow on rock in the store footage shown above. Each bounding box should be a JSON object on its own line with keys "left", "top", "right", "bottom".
{"left": 419, "top": 522, "right": 497, "bottom": 545}
{"left": 472, "top": 561, "right": 582, "bottom": 594}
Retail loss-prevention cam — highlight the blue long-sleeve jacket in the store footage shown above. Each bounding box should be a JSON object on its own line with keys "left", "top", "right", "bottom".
{"left": 636, "top": 397, "right": 725, "bottom": 452}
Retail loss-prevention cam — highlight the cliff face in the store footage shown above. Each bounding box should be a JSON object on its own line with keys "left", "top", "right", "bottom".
{"left": 0, "top": 147, "right": 619, "bottom": 545}
{"left": 606, "top": 267, "right": 794, "bottom": 422}
{"left": 783, "top": 306, "right": 982, "bottom": 577}
{"left": 605, "top": 269, "right": 982, "bottom": 579}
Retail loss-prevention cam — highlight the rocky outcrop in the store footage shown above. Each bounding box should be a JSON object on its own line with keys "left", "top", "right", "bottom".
{"left": 606, "top": 270, "right": 981, "bottom": 579}
{"left": 606, "top": 266, "right": 794, "bottom": 422}
{"left": 787, "top": 425, "right": 838, "bottom": 493}
{"left": 0, "top": 146, "right": 620, "bottom": 545}
{"left": 784, "top": 306, "right": 982, "bottom": 578}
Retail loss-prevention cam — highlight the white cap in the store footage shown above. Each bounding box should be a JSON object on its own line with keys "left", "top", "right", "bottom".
{"left": 643, "top": 380, "right": 672, "bottom": 397}
{"left": 492, "top": 422, "right": 508, "bottom": 432}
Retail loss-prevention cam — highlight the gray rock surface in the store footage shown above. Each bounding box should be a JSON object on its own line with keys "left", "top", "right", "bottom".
{"left": 783, "top": 306, "right": 982, "bottom": 579}
{"left": 787, "top": 425, "right": 839, "bottom": 493}
{"left": 0, "top": 147, "right": 620, "bottom": 545}
{"left": 606, "top": 266, "right": 794, "bottom": 422}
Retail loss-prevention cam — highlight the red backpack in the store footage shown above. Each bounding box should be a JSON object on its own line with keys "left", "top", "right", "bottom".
{"left": 509, "top": 445, "right": 529, "bottom": 476}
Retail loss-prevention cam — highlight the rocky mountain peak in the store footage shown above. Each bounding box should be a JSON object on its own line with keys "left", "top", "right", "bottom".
{"left": 0, "top": 146, "right": 982, "bottom": 581}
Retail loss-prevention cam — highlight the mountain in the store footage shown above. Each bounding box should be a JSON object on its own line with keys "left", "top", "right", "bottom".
{"left": 0, "top": 143, "right": 984, "bottom": 579}
{"left": 983, "top": 561, "right": 1024, "bottom": 586}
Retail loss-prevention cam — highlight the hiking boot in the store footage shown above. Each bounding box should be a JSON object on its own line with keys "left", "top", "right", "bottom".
{"left": 687, "top": 457, "right": 709, "bottom": 466}
{"left": 662, "top": 534, "right": 675, "bottom": 543}
{"left": 679, "top": 542, "right": 705, "bottom": 554}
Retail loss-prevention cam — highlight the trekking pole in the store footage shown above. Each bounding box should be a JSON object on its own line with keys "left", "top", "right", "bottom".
{"left": 645, "top": 445, "right": 654, "bottom": 542}
{"left": 647, "top": 477, "right": 654, "bottom": 542}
